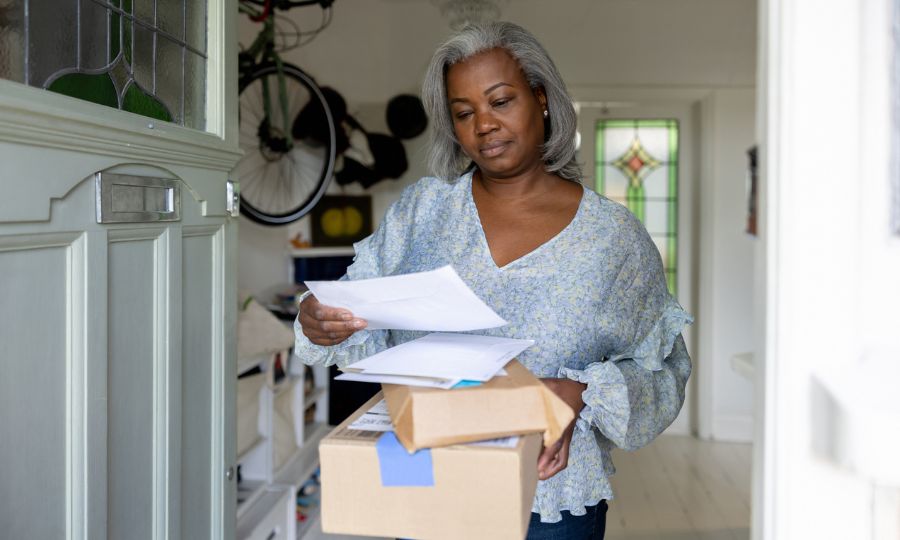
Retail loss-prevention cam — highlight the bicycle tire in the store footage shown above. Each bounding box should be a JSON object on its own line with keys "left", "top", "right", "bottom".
{"left": 234, "top": 63, "right": 336, "bottom": 225}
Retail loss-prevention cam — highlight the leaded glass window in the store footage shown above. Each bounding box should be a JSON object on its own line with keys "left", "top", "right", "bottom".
{"left": 0, "top": 0, "right": 207, "bottom": 130}
{"left": 595, "top": 119, "right": 679, "bottom": 294}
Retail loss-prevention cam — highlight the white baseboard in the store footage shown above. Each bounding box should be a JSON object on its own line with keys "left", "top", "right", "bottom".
{"left": 712, "top": 413, "right": 754, "bottom": 443}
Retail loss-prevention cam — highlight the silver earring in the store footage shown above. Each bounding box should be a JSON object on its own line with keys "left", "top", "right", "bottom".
{"left": 543, "top": 110, "right": 549, "bottom": 118}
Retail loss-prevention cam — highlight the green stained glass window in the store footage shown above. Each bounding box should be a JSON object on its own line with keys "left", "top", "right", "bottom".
{"left": 0, "top": 0, "right": 207, "bottom": 130}
{"left": 596, "top": 119, "right": 679, "bottom": 295}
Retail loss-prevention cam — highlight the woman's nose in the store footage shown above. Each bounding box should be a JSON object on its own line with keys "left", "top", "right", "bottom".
{"left": 474, "top": 110, "right": 499, "bottom": 135}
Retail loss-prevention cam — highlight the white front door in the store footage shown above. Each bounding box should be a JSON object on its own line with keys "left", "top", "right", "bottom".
{"left": 0, "top": 2, "right": 240, "bottom": 539}
{"left": 755, "top": 0, "right": 900, "bottom": 538}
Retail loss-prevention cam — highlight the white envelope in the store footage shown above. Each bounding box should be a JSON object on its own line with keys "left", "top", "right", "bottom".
{"left": 335, "top": 371, "right": 462, "bottom": 390}
{"left": 341, "top": 333, "right": 534, "bottom": 383}
{"left": 304, "top": 265, "right": 507, "bottom": 331}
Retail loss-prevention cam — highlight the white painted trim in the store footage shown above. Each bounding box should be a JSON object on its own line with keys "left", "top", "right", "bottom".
{"left": 207, "top": 0, "right": 239, "bottom": 147}
{"left": 167, "top": 227, "right": 184, "bottom": 540}
{"left": 86, "top": 229, "right": 110, "bottom": 540}
{"left": 212, "top": 224, "right": 230, "bottom": 540}
{"left": 155, "top": 229, "right": 171, "bottom": 540}
{"left": 753, "top": 2, "right": 776, "bottom": 540}
{"left": 695, "top": 92, "right": 717, "bottom": 441}
{"left": 752, "top": 2, "right": 773, "bottom": 540}
{"left": 712, "top": 413, "right": 754, "bottom": 443}
{"left": 68, "top": 233, "right": 88, "bottom": 540}
{"left": 0, "top": 80, "right": 242, "bottom": 172}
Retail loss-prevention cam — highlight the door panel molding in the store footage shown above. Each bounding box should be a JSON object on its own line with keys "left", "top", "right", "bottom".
{"left": 0, "top": 150, "right": 235, "bottom": 225}
{"left": 0, "top": 231, "right": 81, "bottom": 251}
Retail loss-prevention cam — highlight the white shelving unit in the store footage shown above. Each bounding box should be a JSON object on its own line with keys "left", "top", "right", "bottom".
{"left": 289, "top": 246, "right": 356, "bottom": 258}
{"left": 237, "top": 247, "right": 355, "bottom": 539}
{"left": 236, "top": 354, "right": 330, "bottom": 540}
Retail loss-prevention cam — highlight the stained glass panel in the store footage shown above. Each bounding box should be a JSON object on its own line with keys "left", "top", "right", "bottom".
{"left": 596, "top": 119, "right": 679, "bottom": 295}
{"left": 0, "top": 0, "right": 207, "bottom": 130}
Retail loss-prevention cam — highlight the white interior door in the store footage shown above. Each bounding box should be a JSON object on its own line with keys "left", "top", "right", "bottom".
{"left": 0, "top": 2, "right": 240, "bottom": 539}
{"left": 576, "top": 99, "right": 698, "bottom": 436}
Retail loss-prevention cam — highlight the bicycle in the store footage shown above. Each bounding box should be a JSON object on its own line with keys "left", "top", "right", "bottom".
{"left": 234, "top": 0, "right": 338, "bottom": 225}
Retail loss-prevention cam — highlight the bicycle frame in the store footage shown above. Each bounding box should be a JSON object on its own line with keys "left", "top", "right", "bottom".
{"left": 239, "top": 1, "right": 299, "bottom": 151}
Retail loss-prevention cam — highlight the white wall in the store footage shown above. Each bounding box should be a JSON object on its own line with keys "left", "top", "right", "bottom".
{"left": 236, "top": 0, "right": 759, "bottom": 440}
{"left": 699, "top": 90, "right": 757, "bottom": 441}
{"left": 239, "top": 0, "right": 757, "bottom": 104}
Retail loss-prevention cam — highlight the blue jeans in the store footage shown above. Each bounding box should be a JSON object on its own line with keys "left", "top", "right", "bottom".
{"left": 526, "top": 501, "right": 608, "bottom": 540}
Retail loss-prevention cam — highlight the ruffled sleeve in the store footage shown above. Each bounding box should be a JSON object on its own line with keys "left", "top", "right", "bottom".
{"left": 559, "top": 334, "right": 692, "bottom": 451}
{"left": 292, "top": 181, "right": 424, "bottom": 368}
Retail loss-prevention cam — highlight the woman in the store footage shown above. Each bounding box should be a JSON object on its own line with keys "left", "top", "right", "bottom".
{"left": 294, "top": 21, "right": 692, "bottom": 540}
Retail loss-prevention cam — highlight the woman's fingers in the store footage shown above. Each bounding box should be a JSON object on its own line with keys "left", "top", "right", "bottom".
{"left": 537, "top": 422, "right": 575, "bottom": 480}
{"left": 298, "top": 294, "right": 367, "bottom": 346}
{"left": 537, "top": 439, "right": 566, "bottom": 480}
{"left": 300, "top": 310, "right": 366, "bottom": 334}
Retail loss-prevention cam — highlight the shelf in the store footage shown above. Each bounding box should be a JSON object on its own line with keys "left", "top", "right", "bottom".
{"left": 237, "top": 437, "right": 266, "bottom": 465}
{"left": 273, "top": 376, "right": 295, "bottom": 398}
{"left": 237, "top": 352, "right": 270, "bottom": 377}
{"left": 290, "top": 246, "right": 355, "bottom": 258}
{"left": 304, "top": 387, "right": 326, "bottom": 409}
{"left": 236, "top": 487, "right": 293, "bottom": 540}
{"left": 296, "top": 503, "right": 321, "bottom": 539}
{"left": 273, "top": 422, "right": 331, "bottom": 487}
{"left": 236, "top": 478, "right": 267, "bottom": 520}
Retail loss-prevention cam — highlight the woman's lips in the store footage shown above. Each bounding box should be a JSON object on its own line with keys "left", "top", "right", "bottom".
{"left": 479, "top": 141, "right": 509, "bottom": 158}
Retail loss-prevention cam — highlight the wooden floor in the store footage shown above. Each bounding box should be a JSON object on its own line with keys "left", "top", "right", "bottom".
{"left": 311, "top": 434, "right": 752, "bottom": 540}
{"left": 606, "top": 435, "right": 752, "bottom": 540}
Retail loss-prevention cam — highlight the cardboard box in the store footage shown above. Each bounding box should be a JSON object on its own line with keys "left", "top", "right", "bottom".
{"left": 319, "top": 393, "right": 543, "bottom": 540}
{"left": 382, "top": 360, "right": 575, "bottom": 452}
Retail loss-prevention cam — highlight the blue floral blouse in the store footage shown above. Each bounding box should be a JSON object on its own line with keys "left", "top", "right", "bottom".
{"left": 293, "top": 171, "right": 693, "bottom": 523}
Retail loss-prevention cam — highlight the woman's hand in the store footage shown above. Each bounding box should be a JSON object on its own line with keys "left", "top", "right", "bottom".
{"left": 537, "top": 378, "right": 586, "bottom": 480}
{"left": 298, "top": 294, "right": 368, "bottom": 346}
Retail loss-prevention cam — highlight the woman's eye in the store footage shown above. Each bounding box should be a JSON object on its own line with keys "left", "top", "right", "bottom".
{"left": 455, "top": 111, "right": 472, "bottom": 120}
{"left": 493, "top": 98, "right": 511, "bottom": 108}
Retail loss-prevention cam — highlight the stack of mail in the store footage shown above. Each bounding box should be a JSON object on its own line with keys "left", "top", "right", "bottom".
{"left": 305, "top": 265, "right": 574, "bottom": 453}
{"left": 335, "top": 333, "right": 532, "bottom": 389}
{"left": 305, "top": 265, "right": 533, "bottom": 388}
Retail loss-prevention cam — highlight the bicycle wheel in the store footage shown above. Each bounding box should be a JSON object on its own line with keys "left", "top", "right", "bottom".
{"left": 234, "top": 63, "right": 336, "bottom": 225}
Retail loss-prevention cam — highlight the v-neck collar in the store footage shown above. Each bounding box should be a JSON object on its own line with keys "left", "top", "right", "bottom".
{"left": 464, "top": 171, "right": 587, "bottom": 271}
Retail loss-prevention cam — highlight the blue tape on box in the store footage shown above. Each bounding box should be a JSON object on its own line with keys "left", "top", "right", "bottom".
{"left": 375, "top": 432, "right": 434, "bottom": 487}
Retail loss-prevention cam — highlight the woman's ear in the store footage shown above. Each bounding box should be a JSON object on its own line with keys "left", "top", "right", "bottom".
{"left": 534, "top": 86, "right": 548, "bottom": 110}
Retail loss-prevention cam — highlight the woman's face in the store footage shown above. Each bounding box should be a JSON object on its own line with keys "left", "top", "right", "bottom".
{"left": 445, "top": 47, "right": 548, "bottom": 180}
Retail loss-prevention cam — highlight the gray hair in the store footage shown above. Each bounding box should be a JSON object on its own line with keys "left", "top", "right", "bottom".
{"left": 421, "top": 21, "right": 581, "bottom": 182}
